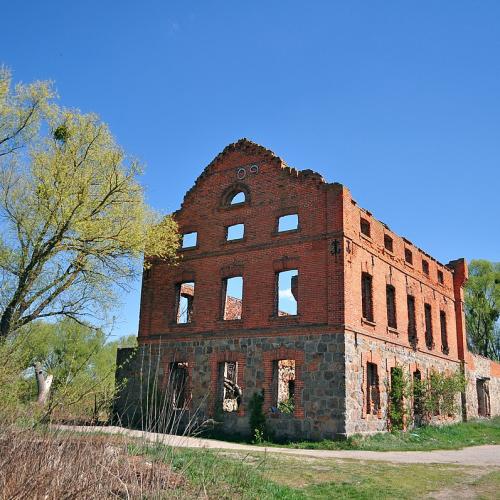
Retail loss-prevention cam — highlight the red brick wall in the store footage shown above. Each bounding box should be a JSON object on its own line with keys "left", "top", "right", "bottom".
{"left": 139, "top": 139, "right": 466, "bottom": 369}
{"left": 343, "top": 189, "right": 462, "bottom": 364}
{"left": 139, "top": 140, "right": 345, "bottom": 340}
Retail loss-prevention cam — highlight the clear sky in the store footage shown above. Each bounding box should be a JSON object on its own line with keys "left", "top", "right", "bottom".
{"left": 2, "top": 1, "right": 499, "bottom": 339}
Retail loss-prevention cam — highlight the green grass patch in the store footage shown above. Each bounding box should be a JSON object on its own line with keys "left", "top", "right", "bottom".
{"left": 128, "top": 443, "right": 302, "bottom": 499}
{"left": 262, "top": 417, "right": 500, "bottom": 452}
{"left": 260, "top": 455, "right": 470, "bottom": 499}
{"left": 128, "top": 442, "right": 497, "bottom": 499}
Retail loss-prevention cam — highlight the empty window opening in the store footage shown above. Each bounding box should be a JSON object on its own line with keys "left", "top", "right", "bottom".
{"left": 170, "top": 362, "right": 188, "bottom": 409}
{"left": 476, "top": 379, "right": 490, "bottom": 417}
{"left": 278, "top": 214, "right": 299, "bottom": 232}
{"left": 273, "top": 359, "right": 296, "bottom": 413}
{"left": 437, "top": 270, "right": 444, "bottom": 284}
{"left": 413, "top": 370, "right": 423, "bottom": 423}
{"left": 386, "top": 285, "right": 397, "bottom": 329}
{"left": 277, "top": 270, "right": 298, "bottom": 316}
{"left": 218, "top": 361, "right": 241, "bottom": 412}
{"left": 226, "top": 223, "right": 245, "bottom": 241}
{"left": 384, "top": 234, "right": 393, "bottom": 252}
{"left": 223, "top": 276, "right": 243, "bottom": 320}
{"left": 389, "top": 367, "right": 404, "bottom": 427}
{"left": 440, "top": 310, "right": 449, "bottom": 354}
{"left": 230, "top": 191, "right": 245, "bottom": 205}
{"left": 424, "top": 303, "right": 433, "bottom": 349}
{"left": 361, "top": 273, "right": 373, "bottom": 322}
{"left": 422, "top": 259, "right": 429, "bottom": 275}
{"left": 176, "top": 282, "right": 194, "bottom": 324}
{"left": 360, "top": 218, "right": 371, "bottom": 237}
{"left": 366, "top": 362, "right": 380, "bottom": 415}
{"left": 405, "top": 248, "right": 413, "bottom": 265}
{"left": 182, "top": 232, "right": 197, "bottom": 249}
{"left": 407, "top": 295, "right": 417, "bottom": 345}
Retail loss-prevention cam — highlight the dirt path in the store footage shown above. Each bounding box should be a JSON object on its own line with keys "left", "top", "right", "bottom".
{"left": 55, "top": 425, "right": 500, "bottom": 466}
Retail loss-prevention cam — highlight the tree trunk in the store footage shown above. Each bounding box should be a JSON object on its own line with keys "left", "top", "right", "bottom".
{"left": 34, "top": 362, "right": 53, "bottom": 405}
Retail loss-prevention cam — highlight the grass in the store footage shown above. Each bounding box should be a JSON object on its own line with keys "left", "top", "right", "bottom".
{"left": 2, "top": 423, "right": 499, "bottom": 498}
{"left": 130, "top": 444, "right": 500, "bottom": 499}
{"left": 250, "top": 417, "right": 500, "bottom": 452}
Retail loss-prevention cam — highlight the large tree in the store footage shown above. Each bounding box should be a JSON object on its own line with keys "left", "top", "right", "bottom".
{"left": 465, "top": 259, "right": 500, "bottom": 360}
{"left": 0, "top": 68, "right": 178, "bottom": 338}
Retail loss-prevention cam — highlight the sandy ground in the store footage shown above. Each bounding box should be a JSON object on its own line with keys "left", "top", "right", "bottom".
{"left": 54, "top": 425, "right": 500, "bottom": 466}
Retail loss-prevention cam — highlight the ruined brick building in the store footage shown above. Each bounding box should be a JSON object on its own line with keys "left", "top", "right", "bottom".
{"left": 115, "top": 139, "right": 500, "bottom": 439}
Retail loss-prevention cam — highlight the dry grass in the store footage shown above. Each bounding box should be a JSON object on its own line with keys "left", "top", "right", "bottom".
{"left": 0, "top": 427, "right": 185, "bottom": 499}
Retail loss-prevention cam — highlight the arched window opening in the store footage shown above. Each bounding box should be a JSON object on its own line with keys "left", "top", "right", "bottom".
{"left": 221, "top": 184, "right": 250, "bottom": 208}
{"left": 230, "top": 191, "right": 245, "bottom": 205}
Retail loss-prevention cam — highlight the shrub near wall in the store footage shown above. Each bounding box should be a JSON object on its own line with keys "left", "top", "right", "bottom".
{"left": 387, "top": 367, "right": 466, "bottom": 431}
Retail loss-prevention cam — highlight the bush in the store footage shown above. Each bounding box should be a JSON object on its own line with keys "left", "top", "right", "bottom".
{"left": 249, "top": 391, "right": 267, "bottom": 443}
{"left": 388, "top": 366, "right": 410, "bottom": 431}
{"left": 277, "top": 397, "right": 295, "bottom": 414}
{"left": 388, "top": 366, "right": 466, "bottom": 430}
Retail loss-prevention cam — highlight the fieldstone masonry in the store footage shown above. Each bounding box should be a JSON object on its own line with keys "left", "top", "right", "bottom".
{"left": 114, "top": 139, "right": 500, "bottom": 439}
{"left": 115, "top": 333, "right": 345, "bottom": 440}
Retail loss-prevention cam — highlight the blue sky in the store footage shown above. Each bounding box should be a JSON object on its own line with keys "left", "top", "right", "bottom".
{"left": 2, "top": 1, "right": 499, "bottom": 338}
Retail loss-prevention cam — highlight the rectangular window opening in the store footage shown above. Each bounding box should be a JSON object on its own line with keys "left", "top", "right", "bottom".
{"left": 384, "top": 234, "right": 393, "bottom": 252}
{"left": 366, "top": 362, "right": 380, "bottom": 415}
{"left": 182, "top": 232, "right": 197, "bottom": 248}
{"left": 390, "top": 367, "right": 404, "bottom": 419}
{"left": 277, "top": 269, "right": 298, "bottom": 316}
{"left": 386, "top": 285, "right": 397, "bottom": 329}
{"left": 476, "top": 379, "right": 490, "bottom": 417}
{"left": 226, "top": 223, "right": 245, "bottom": 241}
{"left": 176, "top": 282, "right": 194, "bottom": 324}
{"left": 440, "top": 310, "right": 449, "bottom": 354}
{"left": 407, "top": 295, "right": 417, "bottom": 345}
{"left": 361, "top": 272, "right": 373, "bottom": 322}
{"left": 437, "top": 270, "right": 444, "bottom": 284}
{"left": 170, "top": 362, "right": 188, "bottom": 409}
{"left": 424, "top": 303, "right": 433, "bottom": 349}
{"left": 405, "top": 248, "right": 413, "bottom": 265}
{"left": 223, "top": 276, "right": 243, "bottom": 320}
{"left": 273, "top": 359, "right": 296, "bottom": 413}
{"left": 219, "top": 361, "right": 240, "bottom": 413}
{"left": 278, "top": 214, "right": 299, "bottom": 232}
{"left": 360, "top": 218, "right": 371, "bottom": 237}
{"left": 422, "top": 259, "right": 429, "bottom": 275}
{"left": 413, "top": 370, "right": 423, "bottom": 423}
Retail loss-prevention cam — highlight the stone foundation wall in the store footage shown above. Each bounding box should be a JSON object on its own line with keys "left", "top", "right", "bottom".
{"left": 344, "top": 331, "right": 463, "bottom": 435}
{"left": 465, "top": 354, "right": 500, "bottom": 419}
{"left": 114, "top": 332, "right": 346, "bottom": 441}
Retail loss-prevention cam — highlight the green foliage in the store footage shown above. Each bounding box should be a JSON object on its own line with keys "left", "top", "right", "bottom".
{"left": 249, "top": 390, "right": 267, "bottom": 443}
{"left": 388, "top": 367, "right": 466, "bottom": 429}
{"left": 387, "top": 366, "right": 411, "bottom": 431}
{"left": 0, "top": 336, "right": 35, "bottom": 421}
{"left": 264, "top": 417, "right": 500, "bottom": 452}
{"left": 412, "top": 375, "right": 425, "bottom": 424}
{"left": 465, "top": 259, "right": 500, "bottom": 360}
{"left": 0, "top": 318, "right": 137, "bottom": 422}
{"left": 422, "top": 369, "right": 466, "bottom": 419}
{"left": 277, "top": 397, "right": 295, "bottom": 414}
{"left": 53, "top": 124, "right": 69, "bottom": 142}
{"left": 253, "top": 428, "right": 265, "bottom": 445}
{"left": 0, "top": 68, "right": 179, "bottom": 339}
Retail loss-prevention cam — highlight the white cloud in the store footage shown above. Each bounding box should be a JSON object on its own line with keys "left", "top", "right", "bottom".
{"left": 279, "top": 288, "right": 295, "bottom": 300}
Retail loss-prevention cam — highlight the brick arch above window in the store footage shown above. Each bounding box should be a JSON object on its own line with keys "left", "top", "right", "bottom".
{"left": 221, "top": 183, "right": 251, "bottom": 207}
{"left": 262, "top": 347, "right": 305, "bottom": 418}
